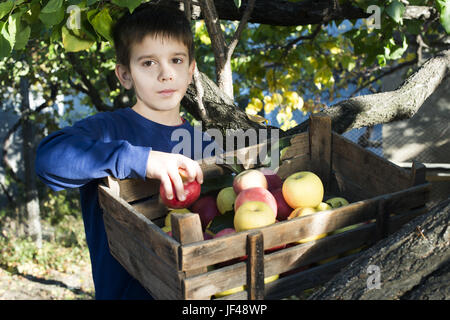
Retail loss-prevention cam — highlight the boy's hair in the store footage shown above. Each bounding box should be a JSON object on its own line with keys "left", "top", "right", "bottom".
{"left": 112, "top": 3, "right": 195, "bottom": 68}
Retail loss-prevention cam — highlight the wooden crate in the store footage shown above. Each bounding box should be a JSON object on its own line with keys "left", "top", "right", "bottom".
{"left": 98, "top": 115, "right": 431, "bottom": 300}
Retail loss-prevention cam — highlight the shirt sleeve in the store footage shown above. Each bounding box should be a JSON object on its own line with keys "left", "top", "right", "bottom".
{"left": 35, "top": 115, "right": 151, "bottom": 191}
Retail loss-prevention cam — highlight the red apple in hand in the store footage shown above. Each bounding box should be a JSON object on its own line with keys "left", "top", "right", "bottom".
{"left": 159, "top": 179, "right": 201, "bottom": 209}
{"left": 234, "top": 187, "right": 278, "bottom": 219}
{"left": 258, "top": 168, "right": 283, "bottom": 191}
{"left": 271, "top": 188, "right": 293, "bottom": 221}
{"left": 191, "top": 195, "right": 221, "bottom": 230}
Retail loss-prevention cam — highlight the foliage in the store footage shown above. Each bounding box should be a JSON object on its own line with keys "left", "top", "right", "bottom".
{"left": 0, "top": 213, "right": 90, "bottom": 277}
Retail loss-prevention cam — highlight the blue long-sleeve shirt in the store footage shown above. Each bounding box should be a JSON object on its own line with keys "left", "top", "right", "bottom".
{"left": 35, "top": 107, "right": 217, "bottom": 299}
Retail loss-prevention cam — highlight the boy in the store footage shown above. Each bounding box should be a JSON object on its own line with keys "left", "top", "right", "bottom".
{"left": 36, "top": 4, "right": 215, "bottom": 299}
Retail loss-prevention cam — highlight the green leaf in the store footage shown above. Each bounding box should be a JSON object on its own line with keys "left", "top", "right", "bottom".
{"left": 0, "top": 22, "right": 12, "bottom": 59}
{"left": 41, "top": 0, "right": 64, "bottom": 14}
{"left": 89, "top": 8, "right": 114, "bottom": 42}
{"left": 61, "top": 25, "right": 95, "bottom": 52}
{"left": 14, "top": 25, "right": 30, "bottom": 50}
{"left": 111, "top": 0, "right": 142, "bottom": 14}
{"left": 386, "top": 0, "right": 405, "bottom": 24}
{"left": 234, "top": 0, "right": 242, "bottom": 9}
{"left": 39, "top": 7, "right": 65, "bottom": 27}
{"left": 436, "top": 0, "right": 450, "bottom": 33}
{"left": 0, "top": 0, "right": 14, "bottom": 20}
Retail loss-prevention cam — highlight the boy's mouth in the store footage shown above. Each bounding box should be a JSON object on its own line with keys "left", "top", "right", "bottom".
{"left": 158, "top": 89, "right": 176, "bottom": 96}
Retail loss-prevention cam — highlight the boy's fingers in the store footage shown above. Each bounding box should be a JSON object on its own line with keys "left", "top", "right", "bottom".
{"left": 169, "top": 168, "right": 186, "bottom": 201}
{"left": 160, "top": 175, "right": 174, "bottom": 200}
{"left": 195, "top": 163, "right": 204, "bottom": 184}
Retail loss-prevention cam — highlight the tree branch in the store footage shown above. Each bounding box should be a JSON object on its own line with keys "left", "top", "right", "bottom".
{"left": 286, "top": 49, "right": 450, "bottom": 136}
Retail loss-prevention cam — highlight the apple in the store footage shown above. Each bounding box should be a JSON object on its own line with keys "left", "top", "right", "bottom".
{"left": 234, "top": 187, "right": 277, "bottom": 219}
{"left": 282, "top": 171, "right": 324, "bottom": 209}
{"left": 164, "top": 208, "right": 191, "bottom": 227}
{"left": 315, "top": 202, "right": 332, "bottom": 211}
{"left": 214, "top": 227, "right": 236, "bottom": 238}
{"left": 216, "top": 187, "right": 237, "bottom": 214}
{"left": 271, "top": 188, "right": 293, "bottom": 221}
{"left": 258, "top": 167, "right": 283, "bottom": 191}
{"left": 191, "top": 195, "right": 221, "bottom": 230}
{"left": 160, "top": 179, "right": 201, "bottom": 209}
{"left": 233, "top": 169, "right": 268, "bottom": 194}
{"left": 234, "top": 201, "right": 276, "bottom": 232}
{"left": 214, "top": 285, "right": 245, "bottom": 298}
{"left": 325, "top": 197, "right": 349, "bottom": 208}
{"left": 287, "top": 207, "right": 327, "bottom": 244}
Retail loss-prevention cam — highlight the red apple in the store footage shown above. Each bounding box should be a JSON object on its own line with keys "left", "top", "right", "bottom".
{"left": 233, "top": 169, "right": 268, "bottom": 194}
{"left": 258, "top": 168, "right": 283, "bottom": 191}
{"left": 191, "top": 195, "right": 221, "bottom": 230}
{"left": 271, "top": 188, "right": 293, "bottom": 221}
{"left": 159, "top": 179, "right": 201, "bottom": 209}
{"left": 234, "top": 187, "right": 277, "bottom": 219}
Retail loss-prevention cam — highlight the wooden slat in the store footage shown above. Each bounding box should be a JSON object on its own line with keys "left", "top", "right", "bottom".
{"left": 276, "top": 154, "right": 311, "bottom": 180}
{"left": 179, "top": 183, "right": 430, "bottom": 272}
{"left": 105, "top": 176, "right": 161, "bottom": 203}
{"left": 184, "top": 222, "right": 375, "bottom": 299}
{"left": 171, "top": 213, "right": 207, "bottom": 281}
{"left": 246, "top": 232, "right": 265, "bottom": 300}
{"left": 410, "top": 161, "right": 427, "bottom": 186}
{"left": 309, "top": 115, "right": 332, "bottom": 189}
{"left": 192, "top": 204, "right": 430, "bottom": 300}
{"left": 98, "top": 183, "right": 179, "bottom": 268}
{"left": 332, "top": 133, "right": 412, "bottom": 193}
{"left": 103, "top": 213, "right": 182, "bottom": 299}
{"left": 280, "top": 132, "right": 309, "bottom": 161}
{"left": 131, "top": 197, "right": 167, "bottom": 221}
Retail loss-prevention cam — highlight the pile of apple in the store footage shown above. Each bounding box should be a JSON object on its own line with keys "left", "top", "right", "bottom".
{"left": 160, "top": 167, "right": 351, "bottom": 245}
{"left": 159, "top": 168, "right": 354, "bottom": 298}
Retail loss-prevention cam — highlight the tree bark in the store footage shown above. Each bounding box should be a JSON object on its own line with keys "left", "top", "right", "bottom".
{"left": 20, "top": 76, "right": 42, "bottom": 249}
{"left": 308, "top": 197, "right": 450, "bottom": 300}
{"left": 168, "top": 0, "right": 437, "bottom": 26}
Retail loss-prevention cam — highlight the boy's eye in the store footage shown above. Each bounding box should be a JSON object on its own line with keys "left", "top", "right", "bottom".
{"left": 173, "top": 58, "right": 183, "bottom": 64}
{"left": 143, "top": 60, "right": 155, "bottom": 67}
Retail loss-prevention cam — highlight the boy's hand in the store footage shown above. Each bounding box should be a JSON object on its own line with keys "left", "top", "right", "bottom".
{"left": 146, "top": 150, "right": 203, "bottom": 202}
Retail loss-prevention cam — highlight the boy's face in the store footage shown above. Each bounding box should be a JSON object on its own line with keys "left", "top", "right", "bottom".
{"left": 116, "top": 34, "right": 195, "bottom": 116}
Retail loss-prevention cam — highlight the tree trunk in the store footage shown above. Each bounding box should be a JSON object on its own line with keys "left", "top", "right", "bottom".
{"left": 20, "top": 76, "right": 42, "bottom": 249}
{"left": 308, "top": 197, "right": 450, "bottom": 300}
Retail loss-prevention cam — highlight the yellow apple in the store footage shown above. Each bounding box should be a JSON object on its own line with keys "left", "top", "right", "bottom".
{"left": 216, "top": 187, "right": 237, "bottom": 214}
{"left": 282, "top": 171, "right": 324, "bottom": 208}
{"left": 214, "top": 285, "right": 245, "bottom": 298}
{"left": 264, "top": 274, "right": 279, "bottom": 284}
{"left": 164, "top": 208, "right": 191, "bottom": 227}
{"left": 287, "top": 207, "right": 327, "bottom": 244}
{"left": 315, "top": 202, "right": 332, "bottom": 211}
{"left": 234, "top": 201, "right": 276, "bottom": 232}
{"left": 325, "top": 197, "right": 349, "bottom": 209}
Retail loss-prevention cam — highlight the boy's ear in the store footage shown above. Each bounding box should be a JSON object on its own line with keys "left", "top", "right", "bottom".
{"left": 115, "top": 64, "right": 133, "bottom": 90}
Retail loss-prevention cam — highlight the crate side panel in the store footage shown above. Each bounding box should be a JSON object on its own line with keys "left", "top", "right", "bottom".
{"left": 103, "top": 213, "right": 182, "bottom": 299}
{"left": 98, "top": 184, "right": 179, "bottom": 268}
{"left": 180, "top": 183, "right": 430, "bottom": 272}
{"left": 332, "top": 133, "right": 412, "bottom": 195}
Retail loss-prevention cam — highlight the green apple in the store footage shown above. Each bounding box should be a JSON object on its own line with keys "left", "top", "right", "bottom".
{"left": 216, "top": 187, "right": 237, "bottom": 214}
{"left": 282, "top": 171, "right": 324, "bottom": 208}
{"left": 234, "top": 201, "right": 276, "bottom": 232}
{"left": 315, "top": 202, "right": 332, "bottom": 211}
{"left": 325, "top": 197, "right": 349, "bottom": 209}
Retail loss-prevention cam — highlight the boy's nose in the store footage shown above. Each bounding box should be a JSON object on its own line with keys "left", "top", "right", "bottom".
{"left": 159, "top": 66, "right": 174, "bottom": 82}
